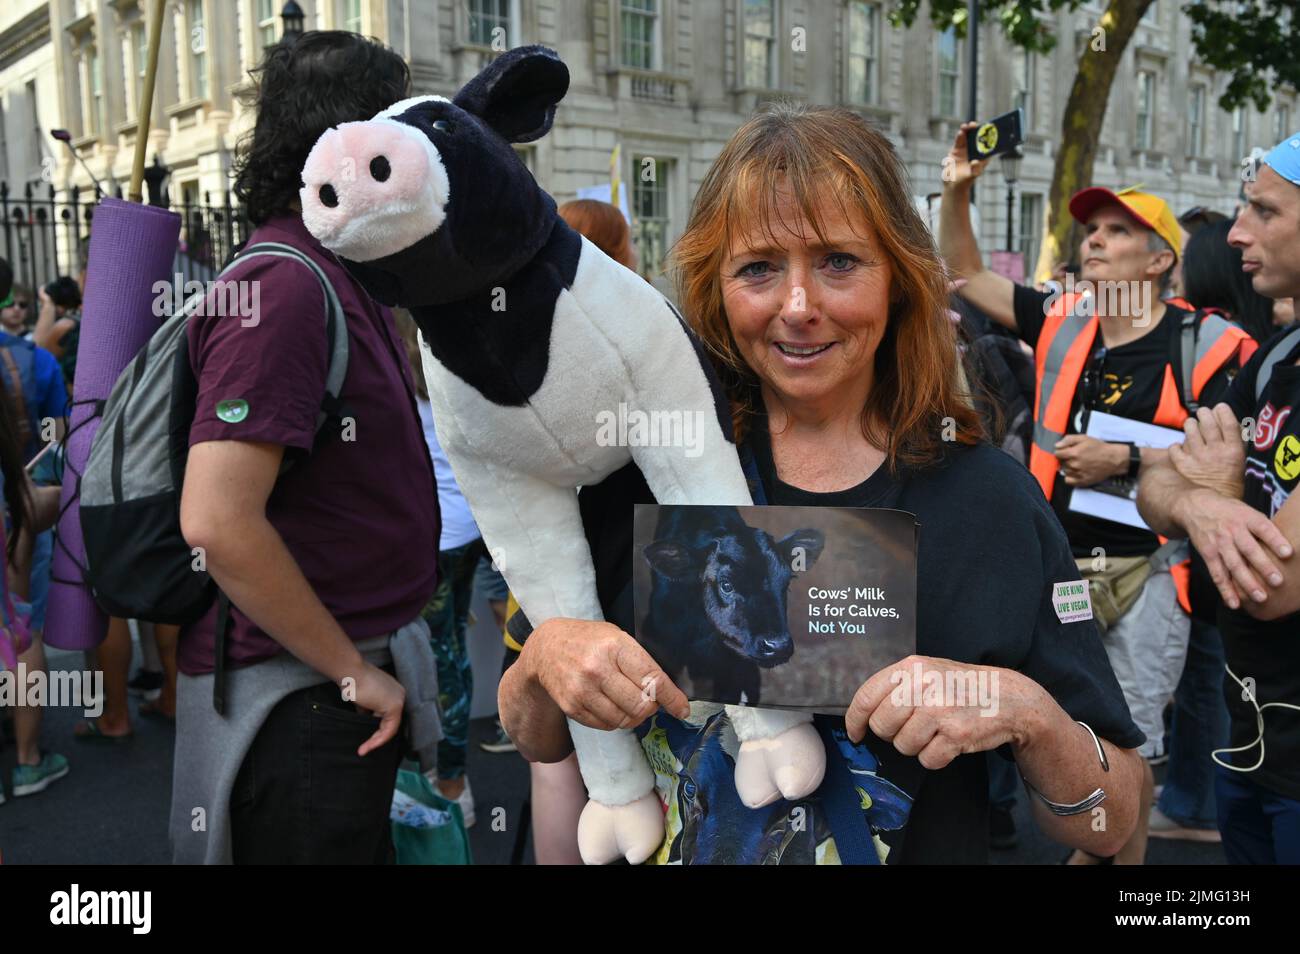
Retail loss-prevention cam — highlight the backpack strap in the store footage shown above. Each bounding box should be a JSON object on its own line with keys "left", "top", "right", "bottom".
{"left": 205, "top": 242, "right": 350, "bottom": 714}
{"left": 812, "top": 715, "right": 880, "bottom": 865}
{"left": 1167, "top": 309, "right": 1200, "bottom": 416}
{"left": 1256, "top": 325, "right": 1300, "bottom": 403}
{"left": 226, "top": 242, "right": 351, "bottom": 446}
{"left": 212, "top": 589, "right": 232, "bottom": 716}
{"left": 0, "top": 346, "right": 33, "bottom": 452}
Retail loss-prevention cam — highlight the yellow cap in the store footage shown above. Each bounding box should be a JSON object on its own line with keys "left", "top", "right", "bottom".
{"left": 1068, "top": 186, "right": 1183, "bottom": 260}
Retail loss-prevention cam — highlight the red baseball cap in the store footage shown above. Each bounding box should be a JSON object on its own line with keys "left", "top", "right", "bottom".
{"left": 1068, "top": 186, "right": 1182, "bottom": 259}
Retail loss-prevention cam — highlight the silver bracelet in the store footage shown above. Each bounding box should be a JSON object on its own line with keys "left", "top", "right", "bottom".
{"left": 1020, "top": 720, "right": 1110, "bottom": 817}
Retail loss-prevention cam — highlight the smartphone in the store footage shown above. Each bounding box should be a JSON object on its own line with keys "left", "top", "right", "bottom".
{"left": 966, "top": 108, "right": 1025, "bottom": 162}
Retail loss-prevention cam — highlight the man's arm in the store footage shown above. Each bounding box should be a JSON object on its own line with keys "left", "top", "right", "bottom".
{"left": 1138, "top": 454, "right": 1292, "bottom": 611}
{"left": 1246, "top": 492, "right": 1300, "bottom": 621}
{"left": 180, "top": 438, "right": 406, "bottom": 755}
{"left": 937, "top": 123, "right": 1016, "bottom": 331}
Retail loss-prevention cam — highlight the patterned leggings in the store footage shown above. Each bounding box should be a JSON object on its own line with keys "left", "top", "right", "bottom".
{"left": 420, "top": 538, "right": 487, "bottom": 780}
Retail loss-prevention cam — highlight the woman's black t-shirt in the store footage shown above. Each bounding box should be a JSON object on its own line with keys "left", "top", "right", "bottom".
{"left": 516, "top": 409, "right": 1144, "bottom": 863}
{"left": 743, "top": 414, "right": 1144, "bottom": 863}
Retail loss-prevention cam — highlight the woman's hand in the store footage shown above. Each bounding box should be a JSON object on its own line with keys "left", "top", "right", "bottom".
{"left": 1169, "top": 404, "right": 1247, "bottom": 500}
{"left": 941, "top": 122, "right": 989, "bottom": 192}
{"left": 845, "top": 655, "right": 1053, "bottom": 769}
{"left": 522, "top": 617, "right": 690, "bottom": 731}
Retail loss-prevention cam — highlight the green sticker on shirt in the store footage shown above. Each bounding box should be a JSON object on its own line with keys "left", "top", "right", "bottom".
{"left": 216, "top": 398, "right": 249, "bottom": 424}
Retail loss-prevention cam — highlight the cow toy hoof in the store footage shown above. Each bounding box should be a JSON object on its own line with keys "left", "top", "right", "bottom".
{"left": 734, "top": 722, "right": 827, "bottom": 808}
{"left": 576, "top": 792, "right": 664, "bottom": 865}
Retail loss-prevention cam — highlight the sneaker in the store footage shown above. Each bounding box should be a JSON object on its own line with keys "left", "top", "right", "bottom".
{"left": 1148, "top": 805, "right": 1221, "bottom": 842}
{"left": 428, "top": 776, "right": 475, "bottom": 828}
{"left": 11, "top": 753, "right": 70, "bottom": 797}
{"left": 127, "top": 669, "right": 164, "bottom": 700}
{"left": 479, "top": 720, "right": 517, "bottom": 754}
{"left": 454, "top": 778, "right": 475, "bottom": 828}
{"left": 989, "top": 805, "right": 1018, "bottom": 850}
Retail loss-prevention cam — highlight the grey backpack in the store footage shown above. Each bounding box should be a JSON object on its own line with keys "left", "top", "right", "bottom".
{"left": 77, "top": 242, "right": 348, "bottom": 701}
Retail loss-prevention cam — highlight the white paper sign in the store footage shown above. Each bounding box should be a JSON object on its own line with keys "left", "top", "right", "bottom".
{"left": 1067, "top": 411, "right": 1184, "bottom": 530}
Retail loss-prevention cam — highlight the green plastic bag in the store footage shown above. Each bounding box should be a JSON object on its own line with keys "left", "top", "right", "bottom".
{"left": 391, "top": 769, "right": 473, "bottom": 865}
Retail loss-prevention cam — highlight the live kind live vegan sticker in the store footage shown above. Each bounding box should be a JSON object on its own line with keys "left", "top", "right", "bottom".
{"left": 975, "top": 122, "right": 998, "bottom": 156}
{"left": 216, "top": 398, "right": 250, "bottom": 424}
{"left": 1053, "top": 580, "right": 1093, "bottom": 624}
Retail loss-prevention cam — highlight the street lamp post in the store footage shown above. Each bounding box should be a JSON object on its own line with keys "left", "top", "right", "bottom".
{"left": 281, "top": 1, "right": 305, "bottom": 40}
{"left": 1000, "top": 147, "right": 1023, "bottom": 253}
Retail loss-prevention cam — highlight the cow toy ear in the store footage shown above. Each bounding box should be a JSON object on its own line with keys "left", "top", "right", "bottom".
{"left": 643, "top": 541, "right": 697, "bottom": 580}
{"left": 453, "top": 45, "right": 569, "bottom": 143}
{"left": 779, "top": 529, "right": 825, "bottom": 570}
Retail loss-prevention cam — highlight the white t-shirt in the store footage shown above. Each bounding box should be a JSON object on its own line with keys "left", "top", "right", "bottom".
{"left": 418, "top": 398, "right": 481, "bottom": 551}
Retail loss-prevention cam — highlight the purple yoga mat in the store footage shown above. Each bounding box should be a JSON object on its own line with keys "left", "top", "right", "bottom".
{"left": 44, "top": 198, "right": 181, "bottom": 650}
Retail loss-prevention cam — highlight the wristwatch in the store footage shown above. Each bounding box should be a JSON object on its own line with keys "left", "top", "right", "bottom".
{"left": 1124, "top": 442, "right": 1141, "bottom": 479}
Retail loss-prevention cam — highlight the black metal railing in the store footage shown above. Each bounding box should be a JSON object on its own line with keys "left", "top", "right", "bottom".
{"left": 0, "top": 181, "right": 252, "bottom": 310}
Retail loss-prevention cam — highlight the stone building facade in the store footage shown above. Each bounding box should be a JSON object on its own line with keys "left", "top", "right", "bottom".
{"left": 0, "top": 0, "right": 1292, "bottom": 283}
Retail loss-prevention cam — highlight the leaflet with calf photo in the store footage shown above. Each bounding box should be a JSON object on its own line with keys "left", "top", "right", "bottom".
{"left": 632, "top": 504, "right": 918, "bottom": 712}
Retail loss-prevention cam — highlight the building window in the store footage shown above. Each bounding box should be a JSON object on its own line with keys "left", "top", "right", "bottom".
{"left": 1135, "top": 71, "right": 1154, "bottom": 151}
{"left": 89, "top": 48, "right": 104, "bottom": 136}
{"left": 1019, "top": 193, "right": 1043, "bottom": 275}
{"left": 343, "top": 0, "right": 363, "bottom": 33}
{"left": 1233, "top": 106, "right": 1247, "bottom": 161}
{"left": 468, "top": 0, "right": 511, "bottom": 48}
{"left": 1187, "top": 84, "right": 1204, "bottom": 157}
{"left": 1013, "top": 49, "right": 1034, "bottom": 129}
{"left": 847, "top": 1, "right": 879, "bottom": 105}
{"left": 1276, "top": 103, "right": 1292, "bottom": 144}
{"left": 131, "top": 23, "right": 148, "bottom": 120}
{"left": 0, "top": 103, "right": 9, "bottom": 181}
{"left": 621, "top": 0, "right": 659, "bottom": 70}
{"left": 937, "top": 27, "right": 959, "bottom": 117}
{"left": 632, "top": 155, "right": 672, "bottom": 279}
{"left": 26, "top": 79, "right": 41, "bottom": 167}
{"left": 188, "top": 0, "right": 209, "bottom": 100}
{"left": 743, "top": 0, "right": 776, "bottom": 89}
{"left": 258, "top": 0, "right": 279, "bottom": 48}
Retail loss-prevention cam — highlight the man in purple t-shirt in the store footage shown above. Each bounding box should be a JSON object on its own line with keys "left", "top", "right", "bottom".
{"left": 171, "top": 32, "right": 439, "bottom": 864}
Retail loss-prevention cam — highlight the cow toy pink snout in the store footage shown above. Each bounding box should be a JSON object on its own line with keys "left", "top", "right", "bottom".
{"left": 299, "top": 118, "right": 449, "bottom": 263}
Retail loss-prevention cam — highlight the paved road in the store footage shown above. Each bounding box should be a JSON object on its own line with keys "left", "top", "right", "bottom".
{"left": 0, "top": 649, "right": 1222, "bottom": 865}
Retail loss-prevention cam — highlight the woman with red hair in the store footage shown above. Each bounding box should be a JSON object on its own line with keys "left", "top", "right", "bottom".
{"left": 501, "top": 104, "right": 1146, "bottom": 863}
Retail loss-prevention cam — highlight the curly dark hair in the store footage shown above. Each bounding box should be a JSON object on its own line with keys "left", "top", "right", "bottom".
{"left": 233, "top": 31, "right": 411, "bottom": 226}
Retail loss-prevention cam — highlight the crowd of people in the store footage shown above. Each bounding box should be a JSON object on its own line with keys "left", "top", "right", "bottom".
{"left": 0, "top": 29, "right": 1296, "bottom": 865}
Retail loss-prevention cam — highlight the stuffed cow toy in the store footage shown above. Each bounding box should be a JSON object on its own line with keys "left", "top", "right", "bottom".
{"left": 300, "top": 45, "right": 825, "bottom": 864}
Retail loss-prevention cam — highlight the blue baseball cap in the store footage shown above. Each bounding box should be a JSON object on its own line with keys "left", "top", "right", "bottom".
{"left": 1262, "top": 132, "right": 1300, "bottom": 187}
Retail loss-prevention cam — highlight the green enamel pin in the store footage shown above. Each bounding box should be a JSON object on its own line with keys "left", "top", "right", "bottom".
{"left": 216, "top": 399, "right": 250, "bottom": 424}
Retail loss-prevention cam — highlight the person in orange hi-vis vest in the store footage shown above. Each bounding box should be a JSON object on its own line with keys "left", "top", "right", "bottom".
{"left": 936, "top": 122, "right": 1255, "bottom": 867}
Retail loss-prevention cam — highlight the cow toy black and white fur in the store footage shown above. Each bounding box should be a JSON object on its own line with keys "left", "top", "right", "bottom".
{"left": 299, "top": 45, "right": 825, "bottom": 865}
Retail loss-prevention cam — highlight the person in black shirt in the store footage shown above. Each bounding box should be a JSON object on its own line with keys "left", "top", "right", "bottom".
{"left": 937, "top": 122, "right": 1255, "bottom": 865}
{"left": 498, "top": 104, "right": 1145, "bottom": 864}
{"left": 1139, "top": 134, "right": 1300, "bottom": 864}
